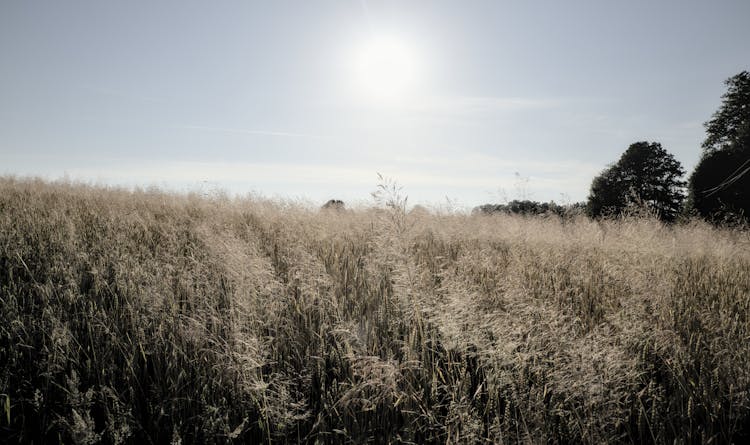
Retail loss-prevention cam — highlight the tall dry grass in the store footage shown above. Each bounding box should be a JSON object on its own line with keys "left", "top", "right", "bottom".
{"left": 1, "top": 176, "right": 749, "bottom": 444}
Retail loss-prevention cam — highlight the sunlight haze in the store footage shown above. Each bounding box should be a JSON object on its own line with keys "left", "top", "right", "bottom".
{"left": 1, "top": 0, "right": 749, "bottom": 208}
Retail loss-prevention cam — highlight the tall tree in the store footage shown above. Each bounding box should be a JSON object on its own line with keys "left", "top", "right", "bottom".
{"left": 701, "top": 71, "right": 750, "bottom": 155}
{"left": 689, "top": 71, "right": 750, "bottom": 222}
{"left": 587, "top": 142, "right": 686, "bottom": 222}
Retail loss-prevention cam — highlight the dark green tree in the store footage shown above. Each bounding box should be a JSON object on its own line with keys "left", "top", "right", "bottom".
{"left": 689, "top": 71, "right": 750, "bottom": 223}
{"left": 588, "top": 167, "right": 626, "bottom": 218}
{"left": 701, "top": 71, "right": 750, "bottom": 155}
{"left": 587, "top": 141, "right": 686, "bottom": 222}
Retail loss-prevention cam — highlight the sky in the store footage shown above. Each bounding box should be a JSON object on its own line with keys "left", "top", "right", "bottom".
{"left": 1, "top": 1, "right": 749, "bottom": 208}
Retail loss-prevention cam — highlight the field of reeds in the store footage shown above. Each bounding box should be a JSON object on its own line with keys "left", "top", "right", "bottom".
{"left": 1, "top": 176, "right": 749, "bottom": 444}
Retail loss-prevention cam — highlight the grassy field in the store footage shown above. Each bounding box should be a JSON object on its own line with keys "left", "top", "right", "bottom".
{"left": 1, "top": 177, "right": 749, "bottom": 444}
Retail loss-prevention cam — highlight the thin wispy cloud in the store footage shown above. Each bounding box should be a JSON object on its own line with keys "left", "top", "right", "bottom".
{"left": 346, "top": 91, "right": 560, "bottom": 117}
{"left": 83, "top": 85, "right": 165, "bottom": 104}
{"left": 55, "top": 160, "right": 375, "bottom": 187}
{"left": 20, "top": 154, "right": 598, "bottom": 204}
{"left": 392, "top": 153, "right": 601, "bottom": 177}
{"left": 177, "top": 125, "right": 323, "bottom": 139}
{"left": 403, "top": 94, "right": 560, "bottom": 116}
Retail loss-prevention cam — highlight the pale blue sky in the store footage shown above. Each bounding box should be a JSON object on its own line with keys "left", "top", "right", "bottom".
{"left": 2, "top": 1, "right": 749, "bottom": 207}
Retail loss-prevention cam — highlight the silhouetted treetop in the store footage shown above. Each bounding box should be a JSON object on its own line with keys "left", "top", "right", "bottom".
{"left": 689, "top": 71, "right": 750, "bottom": 223}
{"left": 702, "top": 71, "right": 750, "bottom": 156}
{"left": 587, "top": 141, "right": 685, "bottom": 222}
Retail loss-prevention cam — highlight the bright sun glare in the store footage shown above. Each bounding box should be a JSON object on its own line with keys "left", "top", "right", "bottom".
{"left": 351, "top": 35, "right": 419, "bottom": 103}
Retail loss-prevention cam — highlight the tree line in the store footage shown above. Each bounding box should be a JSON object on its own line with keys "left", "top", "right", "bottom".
{"left": 476, "top": 71, "right": 750, "bottom": 225}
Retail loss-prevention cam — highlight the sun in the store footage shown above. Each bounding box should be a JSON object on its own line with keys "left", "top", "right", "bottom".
{"left": 350, "top": 35, "right": 420, "bottom": 103}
